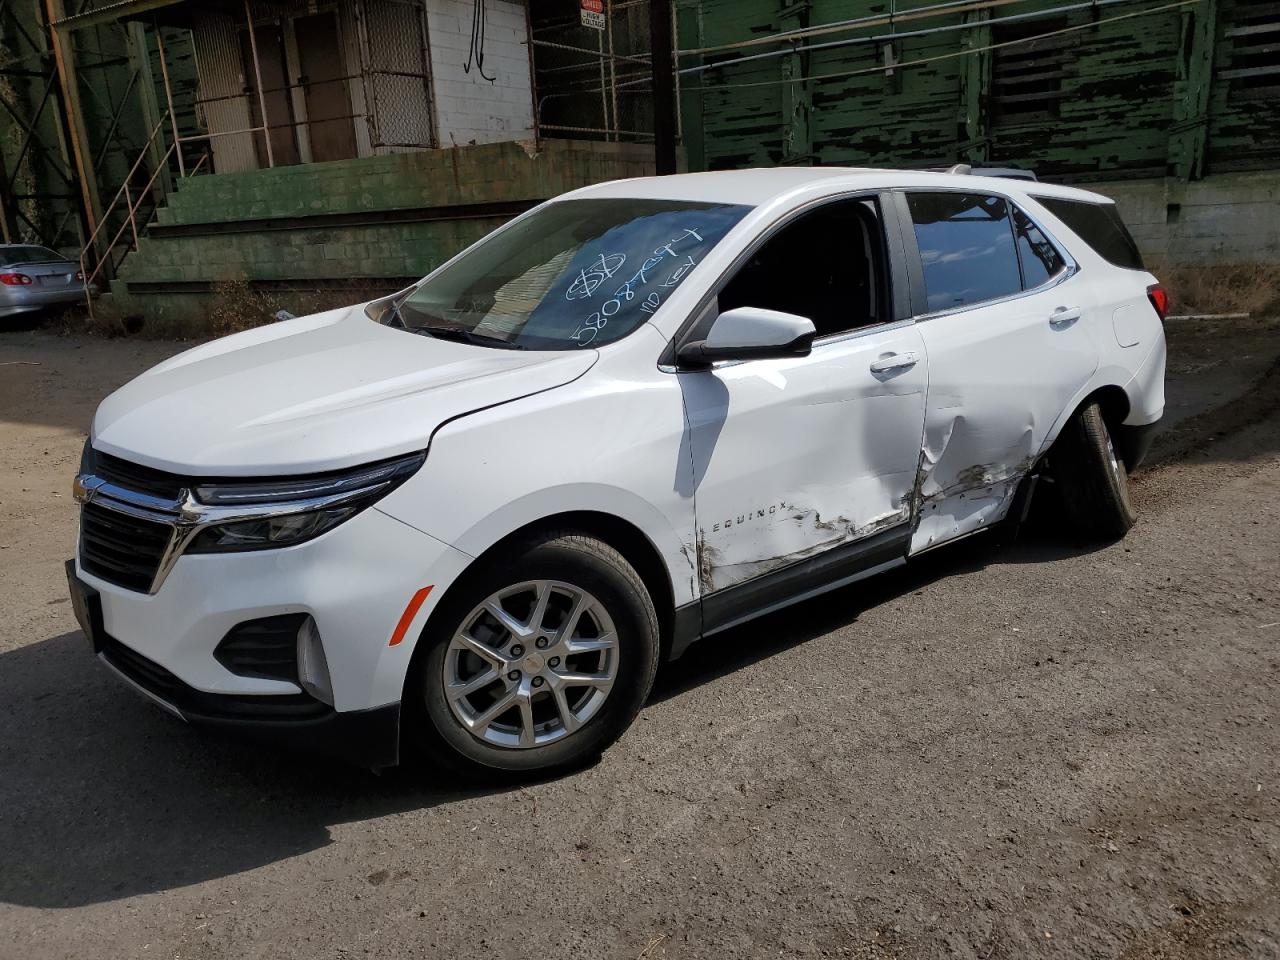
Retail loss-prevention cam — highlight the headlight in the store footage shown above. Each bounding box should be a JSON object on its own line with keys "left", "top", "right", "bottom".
{"left": 186, "top": 452, "right": 425, "bottom": 553}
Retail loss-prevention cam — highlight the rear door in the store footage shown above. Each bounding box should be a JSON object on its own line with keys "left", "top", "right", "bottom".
{"left": 899, "top": 189, "right": 1097, "bottom": 552}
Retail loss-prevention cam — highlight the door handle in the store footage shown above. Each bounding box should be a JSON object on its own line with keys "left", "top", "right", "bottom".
{"left": 1049, "top": 306, "right": 1082, "bottom": 327}
{"left": 869, "top": 351, "right": 919, "bottom": 374}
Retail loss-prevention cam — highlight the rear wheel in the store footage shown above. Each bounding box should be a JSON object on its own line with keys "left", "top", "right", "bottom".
{"left": 1050, "top": 401, "right": 1137, "bottom": 541}
{"left": 407, "top": 532, "right": 659, "bottom": 778}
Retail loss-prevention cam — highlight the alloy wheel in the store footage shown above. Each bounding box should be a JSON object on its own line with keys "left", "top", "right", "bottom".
{"left": 442, "top": 580, "right": 618, "bottom": 749}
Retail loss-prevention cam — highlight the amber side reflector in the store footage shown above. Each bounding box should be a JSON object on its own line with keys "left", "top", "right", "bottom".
{"left": 389, "top": 586, "right": 433, "bottom": 647}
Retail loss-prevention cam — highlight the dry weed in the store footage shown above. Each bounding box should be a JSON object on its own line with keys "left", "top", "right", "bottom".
{"left": 1148, "top": 262, "right": 1280, "bottom": 317}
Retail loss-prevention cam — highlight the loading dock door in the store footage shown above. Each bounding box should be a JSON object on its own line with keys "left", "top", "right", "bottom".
{"left": 239, "top": 24, "right": 300, "bottom": 167}
{"left": 295, "top": 12, "right": 358, "bottom": 162}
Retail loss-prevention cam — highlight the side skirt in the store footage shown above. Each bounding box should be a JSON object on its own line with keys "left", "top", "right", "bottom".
{"left": 669, "top": 525, "right": 910, "bottom": 658}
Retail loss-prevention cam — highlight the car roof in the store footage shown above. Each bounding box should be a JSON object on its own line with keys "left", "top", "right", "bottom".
{"left": 563, "top": 167, "right": 1113, "bottom": 207}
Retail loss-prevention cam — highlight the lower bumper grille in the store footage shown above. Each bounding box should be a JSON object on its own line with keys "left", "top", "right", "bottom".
{"left": 79, "top": 501, "right": 171, "bottom": 592}
{"left": 99, "top": 633, "right": 329, "bottom": 722}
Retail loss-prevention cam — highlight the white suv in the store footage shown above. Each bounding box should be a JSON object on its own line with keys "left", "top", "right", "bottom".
{"left": 68, "top": 168, "right": 1166, "bottom": 776}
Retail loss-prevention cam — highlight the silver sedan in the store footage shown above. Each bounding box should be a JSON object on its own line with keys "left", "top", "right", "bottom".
{"left": 0, "top": 244, "right": 91, "bottom": 320}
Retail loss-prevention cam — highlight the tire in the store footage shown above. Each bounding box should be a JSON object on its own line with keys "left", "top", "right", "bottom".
{"left": 1050, "top": 401, "right": 1137, "bottom": 541}
{"left": 405, "top": 531, "right": 660, "bottom": 779}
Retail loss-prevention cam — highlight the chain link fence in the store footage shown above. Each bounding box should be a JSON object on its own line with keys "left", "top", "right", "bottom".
{"left": 530, "top": 0, "right": 656, "bottom": 143}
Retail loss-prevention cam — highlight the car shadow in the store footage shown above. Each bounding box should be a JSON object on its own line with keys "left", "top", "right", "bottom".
{"left": 0, "top": 629, "right": 524, "bottom": 909}
{"left": 652, "top": 522, "right": 1107, "bottom": 704}
{"left": 0, "top": 524, "right": 1106, "bottom": 910}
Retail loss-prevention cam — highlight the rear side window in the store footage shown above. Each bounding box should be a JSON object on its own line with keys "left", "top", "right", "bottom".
{"left": 1012, "top": 206, "right": 1066, "bottom": 288}
{"left": 906, "top": 192, "right": 1022, "bottom": 312}
{"left": 1035, "top": 197, "right": 1144, "bottom": 270}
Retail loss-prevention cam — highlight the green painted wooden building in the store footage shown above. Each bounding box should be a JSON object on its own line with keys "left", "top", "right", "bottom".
{"left": 676, "top": 0, "right": 1280, "bottom": 265}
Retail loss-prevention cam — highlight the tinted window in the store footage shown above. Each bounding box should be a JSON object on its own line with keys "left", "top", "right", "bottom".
{"left": 1035, "top": 197, "right": 1144, "bottom": 270}
{"left": 907, "top": 192, "right": 1022, "bottom": 312}
{"left": 394, "top": 198, "right": 750, "bottom": 350}
{"left": 1013, "top": 206, "right": 1066, "bottom": 288}
{"left": 718, "top": 197, "right": 890, "bottom": 338}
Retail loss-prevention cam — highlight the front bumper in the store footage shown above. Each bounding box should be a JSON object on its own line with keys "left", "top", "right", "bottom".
{"left": 69, "top": 561, "right": 403, "bottom": 767}
{"left": 69, "top": 498, "right": 474, "bottom": 766}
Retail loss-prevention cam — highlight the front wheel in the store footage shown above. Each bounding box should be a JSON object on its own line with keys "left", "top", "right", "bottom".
{"left": 407, "top": 532, "right": 659, "bottom": 778}
{"left": 1050, "top": 401, "right": 1137, "bottom": 541}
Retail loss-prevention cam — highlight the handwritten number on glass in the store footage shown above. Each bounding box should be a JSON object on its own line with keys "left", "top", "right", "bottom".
{"left": 570, "top": 228, "right": 707, "bottom": 346}
{"left": 566, "top": 253, "right": 626, "bottom": 301}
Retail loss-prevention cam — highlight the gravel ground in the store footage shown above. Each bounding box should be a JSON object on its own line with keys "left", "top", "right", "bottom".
{"left": 1, "top": 319, "right": 1278, "bottom": 960}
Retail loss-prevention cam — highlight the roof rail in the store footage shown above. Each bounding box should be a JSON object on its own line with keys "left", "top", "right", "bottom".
{"left": 943, "top": 163, "right": 1039, "bottom": 181}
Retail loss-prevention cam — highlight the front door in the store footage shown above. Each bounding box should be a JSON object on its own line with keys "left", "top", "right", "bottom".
{"left": 680, "top": 196, "right": 927, "bottom": 601}
{"left": 294, "top": 12, "right": 358, "bottom": 162}
{"left": 901, "top": 190, "right": 1098, "bottom": 552}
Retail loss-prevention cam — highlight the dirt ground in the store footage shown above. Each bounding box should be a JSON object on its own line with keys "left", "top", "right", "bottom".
{"left": 1, "top": 317, "right": 1278, "bottom": 960}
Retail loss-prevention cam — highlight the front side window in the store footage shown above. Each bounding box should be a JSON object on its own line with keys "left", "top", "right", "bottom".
{"left": 391, "top": 198, "right": 751, "bottom": 350}
{"left": 717, "top": 197, "right": 891, "bottom": 338}
{"left": 906, "top": 192, "right": 1022, "bottom": 312}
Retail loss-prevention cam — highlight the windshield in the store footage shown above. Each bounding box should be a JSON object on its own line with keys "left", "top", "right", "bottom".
{"left": 389, "top": 198, "right": 751, "bottom": 350}
{"left": 0, "top": 245, "right": 65, "bottom": 266}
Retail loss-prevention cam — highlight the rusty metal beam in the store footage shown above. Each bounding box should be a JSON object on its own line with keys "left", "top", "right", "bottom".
{"left": 45, "top": 0, "right": 102, "bottom": 247}
{"left": 0, "top": 146, "right": 16, "bottom": 243}
{"left": 126, "top": 20, "right": 170, "bottom": 196}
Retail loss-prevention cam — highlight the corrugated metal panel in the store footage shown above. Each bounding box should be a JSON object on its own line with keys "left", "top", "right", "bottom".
{"left": 192, "top": 9, "right": 257, "bottom": 174}
{"left": 188, "top": 0, "right": 438, "bottom": 170}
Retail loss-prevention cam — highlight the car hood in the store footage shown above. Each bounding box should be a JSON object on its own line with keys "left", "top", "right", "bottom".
{"left": 91, "top": 305, "right": 598, "bottom": 475}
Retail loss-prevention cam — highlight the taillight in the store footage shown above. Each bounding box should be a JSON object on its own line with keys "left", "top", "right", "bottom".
{"left": 74, "top": 270, "right": 84, "bottom": 282}
{"left": 0, "top": 272, "right": 32, "bottom": 286}
{"left": 1147, "top": 283, "right": 1169, "bottom": 321}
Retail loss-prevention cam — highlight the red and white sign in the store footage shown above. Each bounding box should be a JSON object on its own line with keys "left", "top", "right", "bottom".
{"left": 580, "top": 0, "right": 605, "bottom": 30}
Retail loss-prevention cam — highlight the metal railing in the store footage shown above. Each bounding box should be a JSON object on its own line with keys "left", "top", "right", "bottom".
{"left": 531, "top": 0, "right": 660, "bottom": 143}
{"left": 77, "top": 110, "right": 210, "bottom": 319}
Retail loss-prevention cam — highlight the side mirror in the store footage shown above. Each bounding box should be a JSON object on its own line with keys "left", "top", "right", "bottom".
{"left": 677, "top": 306, "right": 816, "bottom": 367}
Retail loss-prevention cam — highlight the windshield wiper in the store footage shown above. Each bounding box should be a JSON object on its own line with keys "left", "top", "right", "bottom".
{"left": 411, "top": 325, "right": 527, "bottom": 350}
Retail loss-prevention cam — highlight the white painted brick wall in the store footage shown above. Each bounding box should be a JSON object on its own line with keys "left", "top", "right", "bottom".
{"left": 427, "top": 0, "right": 534, "bottom": 146}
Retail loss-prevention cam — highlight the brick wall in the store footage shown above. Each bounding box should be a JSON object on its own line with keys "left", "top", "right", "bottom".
{"left": 426, "top": 0, "right": 534, "bottom": 146}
